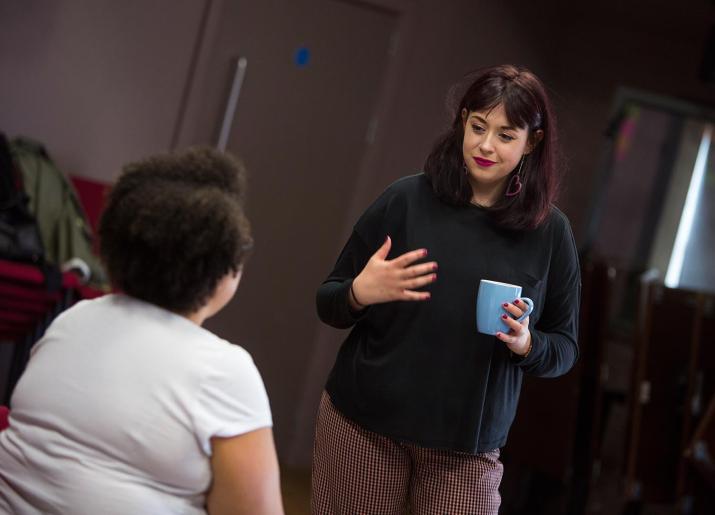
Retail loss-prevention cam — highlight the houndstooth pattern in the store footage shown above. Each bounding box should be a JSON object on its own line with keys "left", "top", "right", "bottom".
{"left": 311, "top": 392, "right": 503, "bottom": 515}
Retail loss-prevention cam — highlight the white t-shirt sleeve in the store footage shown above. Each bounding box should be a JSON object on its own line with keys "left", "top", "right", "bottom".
{"left": 192, "top": 345, "right": 273, "bottom": 456}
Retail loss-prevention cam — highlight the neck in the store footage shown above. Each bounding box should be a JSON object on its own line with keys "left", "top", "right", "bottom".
{"left": 184, "top": 306, "right": 210, "bottom": 326}
{"left": 468, "top": 177, "right": 507, "bottom": 207}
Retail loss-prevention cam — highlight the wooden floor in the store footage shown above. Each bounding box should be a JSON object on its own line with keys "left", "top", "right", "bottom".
{"left": 281, "top": 466, "right": 311, "bottom": 515}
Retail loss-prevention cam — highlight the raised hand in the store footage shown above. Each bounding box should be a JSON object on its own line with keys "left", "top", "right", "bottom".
{"left": 349, "top": 236, "right": 437, "bottom": 309}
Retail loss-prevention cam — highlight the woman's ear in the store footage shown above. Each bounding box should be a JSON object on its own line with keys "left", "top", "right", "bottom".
{"left": 526, "top": 129, "right": 544, "bottom": 154}
{"left": 461, "top": 108, "right": 469, "bottom": 127}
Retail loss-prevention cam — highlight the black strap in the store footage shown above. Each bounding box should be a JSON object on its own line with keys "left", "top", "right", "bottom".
{"left": 0, "top": 132, "right": 17, "bottom": 203}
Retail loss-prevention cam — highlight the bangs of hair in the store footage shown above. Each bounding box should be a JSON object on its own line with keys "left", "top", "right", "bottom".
{"left": 461, "top": 74, "right": 543, "bottom": 132}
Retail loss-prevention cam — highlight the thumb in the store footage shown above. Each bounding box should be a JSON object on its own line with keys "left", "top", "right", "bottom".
{"left": 373, "top": 235, "right": 391, "bottom": 261}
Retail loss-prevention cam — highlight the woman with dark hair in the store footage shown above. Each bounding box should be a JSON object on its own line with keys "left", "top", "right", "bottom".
{"left": 0, "top": 148, "right": 284, "bottom": 514}
{"left": 313, "top": 64, "right": 580, "bottom": 514}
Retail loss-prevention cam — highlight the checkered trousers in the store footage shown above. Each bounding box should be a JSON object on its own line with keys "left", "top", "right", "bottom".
{"left": 311, "top": 392, "right": 503, "bottom": 514}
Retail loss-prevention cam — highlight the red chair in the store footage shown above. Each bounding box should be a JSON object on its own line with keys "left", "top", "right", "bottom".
{"left": 69, "top": 175, "right": 111, "bottom": 253}
{"left": 0, "top": 258, "right": 105, "bottom": 404}
{"left": 0, "top": 405, "right": 9, "bottom": 430}
{"left": 0, "top": 174, "right": 110, "bottom": 404}
{"left": 0, "top": 260, "right": 79, "bottom": 338}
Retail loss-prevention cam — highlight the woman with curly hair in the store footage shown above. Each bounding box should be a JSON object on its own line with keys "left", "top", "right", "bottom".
{"left": 313, "top": 64, "right": 581, "bottom": 514}
{"left": 0, "top": 148, "right": 284, "bottom": 514}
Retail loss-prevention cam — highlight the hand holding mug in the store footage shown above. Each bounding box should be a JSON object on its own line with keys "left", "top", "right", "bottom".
{"left": 497, "top": 298, "right": 532, "bottom": 356}
{"left": 476, "top": 279, "right": 535, "bottom": 356}
{"left": 350, "top": 236, "right": 437, "bottom": 309}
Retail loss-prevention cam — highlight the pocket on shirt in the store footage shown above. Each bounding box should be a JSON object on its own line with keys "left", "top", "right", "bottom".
{"left": 505, "top": 269, "right": 545, "bottom": 320}
{"left": 508, "top": 269, "right": 541, "bottom": 290}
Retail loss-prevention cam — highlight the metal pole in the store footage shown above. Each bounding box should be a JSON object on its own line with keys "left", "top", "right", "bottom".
{"left": 217, "top": 57, "right": 247, "bottom": 151}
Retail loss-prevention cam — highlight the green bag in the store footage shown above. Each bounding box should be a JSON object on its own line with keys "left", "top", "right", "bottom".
{"left": 10, "top": 138, "right": 108, "bottom": 288}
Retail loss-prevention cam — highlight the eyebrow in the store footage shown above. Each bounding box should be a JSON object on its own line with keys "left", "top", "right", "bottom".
{"left": 470, "top": 114, "right": 517, "bottom": 131}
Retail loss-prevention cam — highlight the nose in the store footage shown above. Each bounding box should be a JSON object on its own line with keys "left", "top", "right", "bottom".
{"left": 479, "top": 133, "right": 495, "bottom": 154}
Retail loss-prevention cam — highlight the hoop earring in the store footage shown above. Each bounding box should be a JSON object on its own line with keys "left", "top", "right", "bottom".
{"left": 505, "top": 155, "right": 525, "bottom": 197}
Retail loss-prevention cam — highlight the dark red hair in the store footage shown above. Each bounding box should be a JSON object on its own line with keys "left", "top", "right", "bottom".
{"left": 424, "top": 64, "right": 560, "bottom": 230}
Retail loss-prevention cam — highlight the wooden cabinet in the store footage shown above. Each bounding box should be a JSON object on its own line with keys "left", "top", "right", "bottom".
{"left": 625, "top": 274, "right": 715, "bottom": 508}
{"left": 502, "top": 260, "right": 617, "bottom": 514}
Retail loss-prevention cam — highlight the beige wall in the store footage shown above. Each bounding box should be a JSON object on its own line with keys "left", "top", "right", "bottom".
{"left": 0, "top": 0, "right": 208, "bottom": 181}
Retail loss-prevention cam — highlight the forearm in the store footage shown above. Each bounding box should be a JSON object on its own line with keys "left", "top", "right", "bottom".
{"left": 513, "top": 213, "right": 581, "bottom": 377}
{"left": 316, "top": 279, "right": 366, "bottom": 329}
{"left": 207, "top": 476, "right": 283, "bottom": 515}
{"left": 316, "top": 230, "right": 372, "bottom": 329}
{"left": 512, "top": 328, "right": 578, "bottom": 377}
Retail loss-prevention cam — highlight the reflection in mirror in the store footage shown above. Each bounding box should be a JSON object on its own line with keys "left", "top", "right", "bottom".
{"left": 585, "top": 89, "right": 715, "bottom": 297}
{"left": 658, "top": 125, "right": 712, "bottom": 291}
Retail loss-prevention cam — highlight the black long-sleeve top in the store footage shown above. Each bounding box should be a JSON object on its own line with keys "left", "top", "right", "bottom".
{"left": 316, "top": 173, "right": 581, "bottom": 453}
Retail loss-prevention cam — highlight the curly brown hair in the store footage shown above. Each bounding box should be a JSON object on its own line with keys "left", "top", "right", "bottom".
{"left": 98, "top": 147, "right": 253, "bottom": 314}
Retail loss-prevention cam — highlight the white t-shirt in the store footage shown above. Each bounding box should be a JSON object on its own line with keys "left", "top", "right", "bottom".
{"left": 0, "top": 294, "right": 272, "bottom": 514}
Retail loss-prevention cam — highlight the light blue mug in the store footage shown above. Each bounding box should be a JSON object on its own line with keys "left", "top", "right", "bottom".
{"left": 476, "top": 279, "right": 534, "bottom": 336}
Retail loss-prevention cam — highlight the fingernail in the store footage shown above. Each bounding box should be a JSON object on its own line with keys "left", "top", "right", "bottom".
{"left": 501, "top": 314, "right": 508, "bottom": 320}
{"left": 502, "top": 303, "right": 509, "bottom": 308}
{"left": 432, "top": 274, "right": 437, "bottom": 281}
{"left": 514, "top": 299, "right": 520, "bottom": 305}
{"left": 496, "top": 332, "right": 502, "bottom": 337}
{"left": 425, "top": 293, "right": 431, "bottom": 299}
{"left": 422, "top": 249, "right": 428, "bottom": 257}
{"left": 432, "top": 263, "right": 438, "bottom": 270}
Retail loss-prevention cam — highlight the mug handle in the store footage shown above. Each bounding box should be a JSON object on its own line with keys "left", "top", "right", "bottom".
{"left": 515, "top": 297, "right": 534, "bottom": 322}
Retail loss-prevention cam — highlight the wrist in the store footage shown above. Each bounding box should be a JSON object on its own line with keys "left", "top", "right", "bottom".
{"left": 519, "top": 334, "right": 533, "bottom": 357}
{"left": 349, "top": 281, "right": 365, "bottom": 310}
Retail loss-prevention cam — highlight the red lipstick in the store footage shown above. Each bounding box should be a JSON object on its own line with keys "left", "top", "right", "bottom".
{"left": 473, "top": 157, "right": 496, "bottom": 167}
